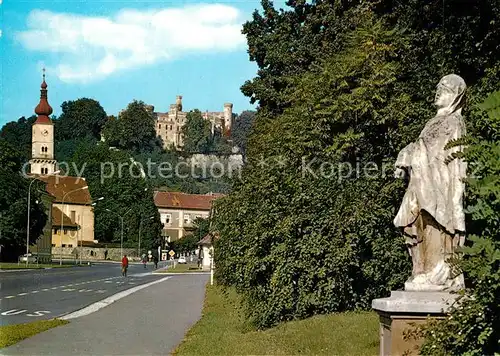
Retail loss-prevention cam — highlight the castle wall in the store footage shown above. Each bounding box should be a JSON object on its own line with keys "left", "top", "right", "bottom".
{"left": 153, "top": 97, "right": 233, "bottom": 150}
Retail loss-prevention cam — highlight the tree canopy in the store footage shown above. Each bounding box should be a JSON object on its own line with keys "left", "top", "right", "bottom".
{"left": 56, "top": 98, "right": 107, "bottom": 141}
{"left": 0, "top": 139, "right": 46, "bottom": 261}
{"left": 0, "top": 116, "right": 36, "bottom": 161}
{"left": 231, "top": 110, "right": 256, "bottom": 158}
{"left": 102, "top": 100, "right": 160, "bottom": 153}
{"left": 182, "top": 110, "right": 212, "bottom": 153}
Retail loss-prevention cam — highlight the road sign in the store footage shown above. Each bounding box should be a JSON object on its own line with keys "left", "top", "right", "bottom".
{"left": 161, "top": 253, "right": 167, "bottom": 261}
{"left": 169, "top": 250, "right": 175, "bottom": 257}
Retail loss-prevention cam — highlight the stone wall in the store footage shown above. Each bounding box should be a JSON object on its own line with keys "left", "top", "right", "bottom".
{"left": 186, "top": 154, "right": 244, "bottom": 173}
{"left": 52, "top": 247, "right": 141, "bottom": 261}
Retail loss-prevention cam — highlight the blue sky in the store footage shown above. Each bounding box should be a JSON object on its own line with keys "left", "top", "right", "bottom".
{"left": 0, "top": 0, "right": 287, "bottom": 127}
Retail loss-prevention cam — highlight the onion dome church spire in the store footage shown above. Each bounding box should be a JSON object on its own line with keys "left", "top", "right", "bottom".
{"left": 34, "top": 68, "right": 53, "bottom": 124}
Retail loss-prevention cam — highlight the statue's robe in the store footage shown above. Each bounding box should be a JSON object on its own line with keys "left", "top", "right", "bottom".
{"left": 394, "top": 111, "right": 467, "bottom": 236}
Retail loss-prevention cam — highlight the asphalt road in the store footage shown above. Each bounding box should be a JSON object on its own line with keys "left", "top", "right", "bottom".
{"left": 0, "top": 262, "right": 167, "bottom": 326}
{"left": 4, "top": 274, "right": 209, "bottom": 355}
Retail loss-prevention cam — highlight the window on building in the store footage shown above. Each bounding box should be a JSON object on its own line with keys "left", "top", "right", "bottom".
{"left": 68, "top": 244, "right": 73, "bottom": 248}
{"left": 184, "top": 214, "right": 190, "bottom": 224}
{"left": 64, "top": 229, "right": 68, "bottom": 235}
{"left": 53, "top": 229, "right": 58, "bottom": 235}
{"left": 160, "top": 213, "right": 172, "bottom": 225}
{"left": 52, "top": 244, "right": 56, "bottom": 247}
{"left": 62, "top": 244, "right": 67, "bottom": 247}
{"left": 71, "top": 210, "right": 76, "bottom": 223}
{"left": 159, "top": 124, "right": 162, "bottom": 129}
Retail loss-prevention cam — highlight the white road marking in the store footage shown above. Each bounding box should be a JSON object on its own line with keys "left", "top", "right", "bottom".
{"left": 18, "top": 293, "right": 28, "bottom": 296}
{"left": 61, "top": 276, "right": 172, "bottom": 320}
{"left": 42, "top": 289, "right": 49, "bottom": 291}
{"left": 31, "top": 291, "right": 39, "bottom": 294}
{"left": 5, "top": 296, "right": 15, "bottom": 299}
{"left": 61, "top": 288, "right": 75, "bottom": 292}
{"left": 27, "top": 311, "right": 50, "bottom": 317}
{"left": 51, "top": 287, "right": 58, "bottom": 289}
{"left": 2, "top": 309, "right": 28, "bottom": 316}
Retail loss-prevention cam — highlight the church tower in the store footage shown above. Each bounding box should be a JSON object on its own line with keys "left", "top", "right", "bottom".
{"left": 30, "top": 70, "right": 57, "bottom": 175}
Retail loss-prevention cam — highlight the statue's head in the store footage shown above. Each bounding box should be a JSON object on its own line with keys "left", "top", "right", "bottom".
{"left": 434, "top": 74, "right": 467, "bottom": 113}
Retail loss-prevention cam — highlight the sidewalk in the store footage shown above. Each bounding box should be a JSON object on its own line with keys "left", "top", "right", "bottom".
{"left": 3, "top": 274, "right": 209, "bottom": 356}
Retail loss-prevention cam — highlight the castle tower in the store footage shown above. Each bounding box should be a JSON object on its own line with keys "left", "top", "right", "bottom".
{"left": 30, "top": 70, "right": 57, "bottom": 175}
{"left": 176, "top": 95, "right": 183, "bottom": 112}
{"left": 223, "top": 103, "right": 233, "bottom": 136}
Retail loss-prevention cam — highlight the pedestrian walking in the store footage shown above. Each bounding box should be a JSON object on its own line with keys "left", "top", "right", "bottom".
{"left": 121, "top": 254, "right": 129, "bottom": 277}
{"left": 142, "top": 254, "right": 147, "bottom": 269}
{"left": 153, "top": 255, "right": 158, "bottom": 269}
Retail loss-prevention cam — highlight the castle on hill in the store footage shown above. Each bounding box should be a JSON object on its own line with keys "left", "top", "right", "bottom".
{"left": 129, "top": 96, "right": 233, "bottom": 150}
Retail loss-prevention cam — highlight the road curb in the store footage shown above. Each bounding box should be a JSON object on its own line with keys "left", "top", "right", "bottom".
{"left": 151, "top": 272, "right": 210, "bottom": 275}
{"left": 59, "top": 276, "right": 172, "bottom": 320}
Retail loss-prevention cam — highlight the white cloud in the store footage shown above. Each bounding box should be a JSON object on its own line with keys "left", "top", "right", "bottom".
{"left": 16, "top": 4, "right": 246, "bottom": 83}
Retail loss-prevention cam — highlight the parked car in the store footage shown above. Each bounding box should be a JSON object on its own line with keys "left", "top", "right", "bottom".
{"left": 19, "top": 253, "right": 37, "bottom": 263}
{"left": 178, "top": 256, "right": 187, "bottom": 264}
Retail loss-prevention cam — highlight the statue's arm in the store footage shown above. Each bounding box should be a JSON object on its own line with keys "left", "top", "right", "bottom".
{"left": 395, "top": 143, "right": 415, "bottom": 168}
{"left": 394, "top": 143, "right": 415, "bottom": 178}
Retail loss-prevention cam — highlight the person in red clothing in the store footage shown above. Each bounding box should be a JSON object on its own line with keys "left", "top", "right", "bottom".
{"left": 121, "top": 254, "right": 129, "bottom": 277}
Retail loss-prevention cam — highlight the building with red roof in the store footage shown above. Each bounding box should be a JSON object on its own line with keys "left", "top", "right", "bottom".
{"left": 154, "top": 191, "right": 223, "bottom": 241}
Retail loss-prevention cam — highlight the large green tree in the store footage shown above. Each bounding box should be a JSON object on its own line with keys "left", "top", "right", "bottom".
{"left": 102, "top": 100, "right": 160, "bottom": 153}
{"left": 0, "top": 139, "right": 46, "bottom": 261}
{"left": 69, "top": 140, "right": 163, "bottom": 253}
{"left": 0, "top": 116, "right": 36, "bottom": 161}
{"left": 182, "top": 109, "right": 212, "bottom": 153}
{"left": 55, "top": 98, "right": 107, "bottom": 141}
{"left": 231, "top": 110, "right": 256, "bottom": 158}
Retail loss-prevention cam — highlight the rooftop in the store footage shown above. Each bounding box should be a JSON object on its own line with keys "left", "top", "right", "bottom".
{"left": 35, "top": 175, "right": 92, "bottom": 205}
{"left": 154, "top": 191, "right": 223, "bottom": 211}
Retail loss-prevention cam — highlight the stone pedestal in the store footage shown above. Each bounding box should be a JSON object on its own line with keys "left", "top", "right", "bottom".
{"left": 372, "top": 291, "right": 459, "bottom": 356}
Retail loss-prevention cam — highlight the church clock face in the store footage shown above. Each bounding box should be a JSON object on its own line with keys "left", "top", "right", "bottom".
{"left": 42, "top": 129, "right": 49, "bottom": 136}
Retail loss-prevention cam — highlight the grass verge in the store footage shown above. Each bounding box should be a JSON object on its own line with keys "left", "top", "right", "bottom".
{"left": 174, "top": 285, "right": 379, "bottom": 355}
{"left": 155, "top": 263, "right": 205, "bottom": 273}
{"left": 0, "top": 319, "right": 69, "bottom": 349}
{"left": 0, "top": 263, "right": 77, "bottom": 270}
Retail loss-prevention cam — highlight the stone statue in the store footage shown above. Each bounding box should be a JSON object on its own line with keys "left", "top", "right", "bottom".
{"left": 394, "top": 74, "right": 467, "bottom": 291}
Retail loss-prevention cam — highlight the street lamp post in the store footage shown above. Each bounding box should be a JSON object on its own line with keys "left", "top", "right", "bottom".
{"left": 138, "top": 216, "right": 154, "bottom": 258}
{"left": 60, "top": 186, "right": 89, "bottom": 266}
{"left": 26, "top": 171, "right": 60, "bottom": 266}
{"left": 105, "top": 188, "right": 147, "bottom": 258}
{"left": 106, "top": 208, "right": 133, "bottom": 258}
